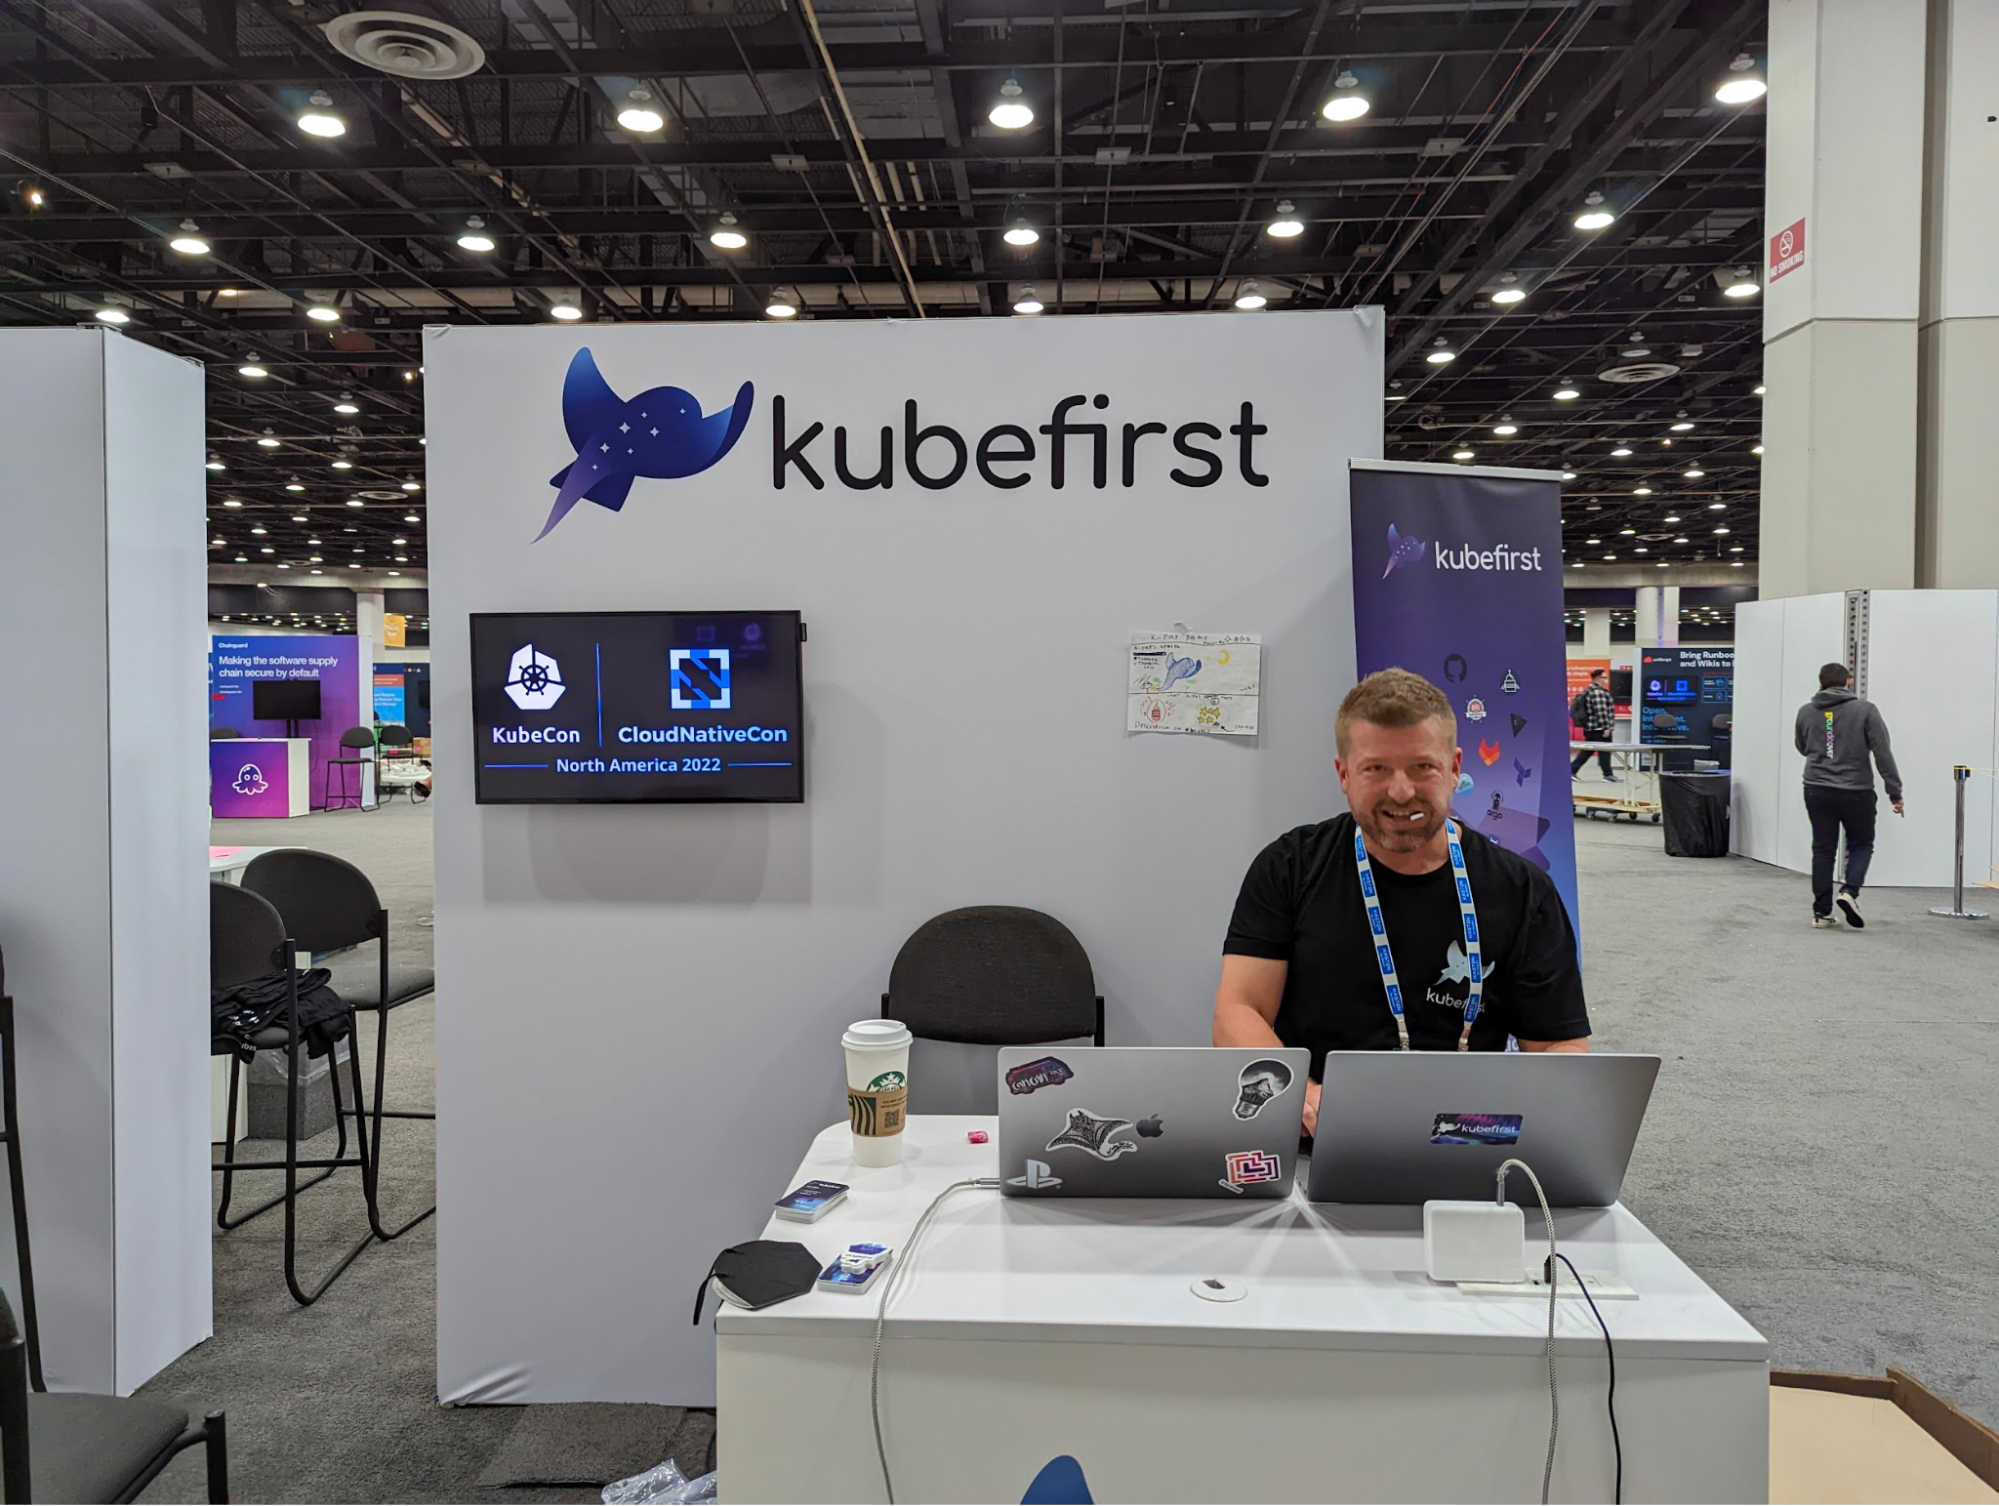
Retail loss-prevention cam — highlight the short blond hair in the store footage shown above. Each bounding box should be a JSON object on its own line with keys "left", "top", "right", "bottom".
{"left": 1336, "top": 668, "right": 1456, "bottom": 757}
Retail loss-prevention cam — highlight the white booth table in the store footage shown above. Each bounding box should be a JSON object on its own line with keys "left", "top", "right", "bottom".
{"left": 717, "top": 1115, "right": 1768, "bottom": 1504}
{"left": 1570, "top": 741, "right": 1712, "bottom": 824}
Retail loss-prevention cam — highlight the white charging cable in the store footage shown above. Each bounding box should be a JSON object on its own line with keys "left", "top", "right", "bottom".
{"left": 1496, "top": 1158, "right": 1560, "bottom": 1505}
{"left": 870, "top": 1177, "right": 1000, "bottom": 1505}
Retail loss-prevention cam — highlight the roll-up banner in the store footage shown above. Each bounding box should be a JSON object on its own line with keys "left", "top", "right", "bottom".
{"left": 1348, "top": 462, "right": 1578, "bottom": 926}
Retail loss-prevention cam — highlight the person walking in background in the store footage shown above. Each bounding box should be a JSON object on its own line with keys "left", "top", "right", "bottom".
{"left": 1796, "top": 663, "right": 1904, "bottom": 930}
{"left": 1569, "top": 668, "right": 1619, "bottom": 781}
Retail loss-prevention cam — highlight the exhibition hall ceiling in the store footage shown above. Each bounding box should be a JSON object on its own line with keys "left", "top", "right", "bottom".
{"left": 0, "top": 0, "right": 1766, "bottom": 579}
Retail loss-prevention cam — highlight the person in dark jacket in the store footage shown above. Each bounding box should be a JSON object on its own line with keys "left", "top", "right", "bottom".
{"left": 1794, "top": 663, "right": 1904, "bottom": 930}
{"left": 1569, "top": 669, "right": 1619, "bottom": 781}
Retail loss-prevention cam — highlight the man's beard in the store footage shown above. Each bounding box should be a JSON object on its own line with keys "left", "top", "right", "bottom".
{"left": 1357, "top": 799, "right": 1448, "bottom": 855}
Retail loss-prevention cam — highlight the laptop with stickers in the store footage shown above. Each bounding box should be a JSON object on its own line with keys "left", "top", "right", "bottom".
{"left": 1305, "top": 1051, "right": 1661, "bottom": 1207}
{"left": 996, "top": 1046, "right": 1310, "bottom": 1200}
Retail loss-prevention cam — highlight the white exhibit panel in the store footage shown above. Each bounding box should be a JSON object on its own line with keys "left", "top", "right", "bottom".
{"left": 1771, "top": 594, "right": 1848, "bottom": 879}
{"left": 426, "top": 310, "right": 1383, "bottom": 1404}
{"left": 0, "top": 330, "right": 211, "bottom": 1393}
{"left": 1729, "top": 600, "right": 1786, "bottom": 866}
{"left": 1857, "top": 591, "right": 1997, "bottom": 888}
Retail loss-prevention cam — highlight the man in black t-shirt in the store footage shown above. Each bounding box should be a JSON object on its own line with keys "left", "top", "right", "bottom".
{"left": 1213, "top": 668, "right": 1590, "bottom": 1135}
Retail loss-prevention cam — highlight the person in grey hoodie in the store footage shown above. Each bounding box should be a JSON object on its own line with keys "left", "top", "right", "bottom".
{"left": 1794, "top": 663, "right": 1904, "bottom": 929}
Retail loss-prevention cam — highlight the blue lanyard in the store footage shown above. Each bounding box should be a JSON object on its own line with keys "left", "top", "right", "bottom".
{"left": 1354, "top": 819, "right": 1483, "bottom": 1051}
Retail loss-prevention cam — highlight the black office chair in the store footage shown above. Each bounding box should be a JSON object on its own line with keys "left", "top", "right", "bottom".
{"left": 209, "top": 727, "right": 241, "bottom": 741}
{"left": 242, "top": 852, "right": 436, "bottom": 1241}
{"left": 210, "top": 884, "right": 377, "bottom": 1306}
{"left": 374, "top": 724, "right": 419, "bottom": 806}
{"left": 0, "top": 1288, "right": 227, "bottom": 1504}
{"left": 323, "top": 726, "right": 376, "bottom": 811}
{"left": 0, "top": 952, "right": 42, "bottom": 1393}
{"left": 883, "top": 907, "right": 1104, "bottom": 1047}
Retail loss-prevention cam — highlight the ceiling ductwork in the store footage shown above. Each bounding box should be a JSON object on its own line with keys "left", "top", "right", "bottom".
{"left": 323, "top": 9, "right": 488, "bottom": 80}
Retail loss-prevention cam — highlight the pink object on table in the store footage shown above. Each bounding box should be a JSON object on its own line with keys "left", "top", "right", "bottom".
{"left": 966, "top": 1130, "right": 989, "bottom": 1144}
{"left": 210, "top": 846, "right": 244, "bottom": 860}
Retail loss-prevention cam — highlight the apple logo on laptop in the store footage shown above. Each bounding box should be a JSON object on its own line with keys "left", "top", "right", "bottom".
{"left": 1135, "top": 1115, "right": 1164, "bottom": 1139}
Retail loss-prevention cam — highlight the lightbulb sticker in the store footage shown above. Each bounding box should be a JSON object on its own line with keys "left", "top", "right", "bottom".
{"left": 1232, "top": 1058, "right": 1294, "bottom": 1120}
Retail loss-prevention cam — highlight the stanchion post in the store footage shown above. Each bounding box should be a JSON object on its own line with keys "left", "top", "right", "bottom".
{"left": 1928, "top": 765, "right": 1987, "bottom": 920}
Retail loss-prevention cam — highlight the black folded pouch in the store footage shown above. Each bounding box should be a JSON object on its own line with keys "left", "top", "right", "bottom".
{"left": 692, "top": 1240, "right": 822, "bottom": 1325}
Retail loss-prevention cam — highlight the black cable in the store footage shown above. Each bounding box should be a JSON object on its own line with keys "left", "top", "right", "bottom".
{"left": 1552, "top": 1253, "right": 1621, "bottom": 1504}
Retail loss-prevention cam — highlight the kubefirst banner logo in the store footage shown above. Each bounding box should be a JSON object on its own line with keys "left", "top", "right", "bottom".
{"left": 1383, "top": 522, "right": 1545, "bottom": 577}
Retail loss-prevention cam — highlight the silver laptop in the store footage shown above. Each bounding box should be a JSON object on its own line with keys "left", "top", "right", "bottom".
{"left": 997, "top": 1046, "right": 1310, "bottom": 1200}
{"left": 1305, "top": 1051, "right": 1661, "bottom": 1208}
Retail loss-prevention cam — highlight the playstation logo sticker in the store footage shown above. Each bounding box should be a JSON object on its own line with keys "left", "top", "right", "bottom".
{"left": 535, "top": 348, "right": 754, "bottom": 540}
{"left": 504, "top": 644, "right": 566, "bottom": 711}
{"left": 1008, "top": 1159, "right": 1064, "bottom": 1191}
{"left": 669, "top": 648, "right": 731, "bottom": 710}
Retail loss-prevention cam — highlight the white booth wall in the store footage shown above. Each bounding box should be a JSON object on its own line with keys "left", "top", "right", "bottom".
{"left": 425, "top": 310, "right": 1382, "bottom": 1403}
{"left": 0, "top": 330, "right": 211, "bottom": 1392}
{"left": 1732, "top": 590, "right": 1997, "bottom": 887}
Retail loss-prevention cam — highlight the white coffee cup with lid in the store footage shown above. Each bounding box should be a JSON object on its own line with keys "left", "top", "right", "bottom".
{"left": 843, "top": 1019, "right": 913, "bottom": 1167}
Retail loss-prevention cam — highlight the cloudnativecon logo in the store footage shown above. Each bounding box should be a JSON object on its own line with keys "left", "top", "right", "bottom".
{"left": 1384, "top": 522, "right": 1545, "bottom": 577}
{"left": 533, "top": 347, "right": 1275, "bottom": 538}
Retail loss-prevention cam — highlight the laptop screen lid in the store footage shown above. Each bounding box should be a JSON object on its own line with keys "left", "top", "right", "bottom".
{"left": 1305, "top": 1051, "right": 1661, "bottom": 1207}
{"left": 996, "top": 1046, "right": 1309, "bottom": 1200}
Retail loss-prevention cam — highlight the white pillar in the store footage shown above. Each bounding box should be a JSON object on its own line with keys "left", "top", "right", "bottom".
{"left": 1760, "top": 0, "right": 1928, "bottom": 598}
{"left": 0, "top": 331, "right": 210, "bottom": 1393}
{"left": 1581, "top": 608, "right": 1612, "bottom": 657}
{"left": 1635, "top": 586, "right": 1681, "bottom": 648}
{"left": 1918, "top": 1, "right": 1999, "bottom": 587}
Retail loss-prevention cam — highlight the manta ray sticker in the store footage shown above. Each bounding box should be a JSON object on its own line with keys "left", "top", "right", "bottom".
{"left": 535, "top": 348, "right": 754, "bottom": 540}
{"left": 1045, "top": 1108, "right": 1139, "bottom": 1161}
{"left": 1383, "top": 523, "right": 1428, "bottom": 577}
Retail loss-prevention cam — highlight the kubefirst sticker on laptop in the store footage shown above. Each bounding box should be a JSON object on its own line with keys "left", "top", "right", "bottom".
{"left": 1431, "top": 1113, "right": 1523, "bottom": 1146}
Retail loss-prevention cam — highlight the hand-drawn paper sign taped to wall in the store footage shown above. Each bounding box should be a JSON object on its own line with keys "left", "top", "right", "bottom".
{"left": 1127, "top": 631, "right": 1261, "bottom": 736}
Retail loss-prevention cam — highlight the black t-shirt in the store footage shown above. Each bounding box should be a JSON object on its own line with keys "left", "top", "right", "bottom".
{"left": 1224, "top": 814, "right": 1590, "bottom": 1077}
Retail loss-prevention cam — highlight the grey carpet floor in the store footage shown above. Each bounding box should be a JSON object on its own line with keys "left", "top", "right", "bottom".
{"left": 129, "top": 800, "right": 1999, "bottom": 1499}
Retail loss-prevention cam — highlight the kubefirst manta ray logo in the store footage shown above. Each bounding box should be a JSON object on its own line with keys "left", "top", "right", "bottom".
{"left": 535, "top": 349, "right": 754, "bottom": 540}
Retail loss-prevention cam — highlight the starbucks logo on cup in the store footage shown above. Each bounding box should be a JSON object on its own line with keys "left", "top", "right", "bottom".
{"left": 848, "top": 1068, "right": 908, "bottom": 1138}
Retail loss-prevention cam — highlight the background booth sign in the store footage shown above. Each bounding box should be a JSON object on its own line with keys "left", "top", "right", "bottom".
{"left": 208, "top": 634, "right": 364, "bottom": 807}
{"left": 424, "top": 310, "right": 1384, "bottom": 1404}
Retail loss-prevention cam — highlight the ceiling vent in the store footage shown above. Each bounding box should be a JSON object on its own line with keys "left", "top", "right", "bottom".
{"left": 324, "top": 10, "right": 487, "bottom": 80}
{"left": 1597, "top": 361, "right": 1682, "bottom": 385}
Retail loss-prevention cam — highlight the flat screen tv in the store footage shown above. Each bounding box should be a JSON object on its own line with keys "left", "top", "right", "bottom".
{"left": 253, "top": 678, "right": 322, "bottom": 721}
{"left": 469, "top": 611, "right": 804, "bottom": 804}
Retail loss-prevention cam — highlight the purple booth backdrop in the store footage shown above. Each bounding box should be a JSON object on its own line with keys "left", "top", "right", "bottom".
{"left": 1348, "top": 464, "right": 1579, "bottom": 928}
{"left": 208, "top": 636, "right": 361, "bottom": 810}
{"left": 208, "top": 740, "right": 295, "bottom": 818}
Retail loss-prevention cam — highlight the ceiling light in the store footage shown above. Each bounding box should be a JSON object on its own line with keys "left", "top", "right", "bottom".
{"left": 293, "top": 515, "right": 308, "bottom": 523}
{"left": 1634, "top": 486, "right": 1653, "bottom": 496}
{"left": 1664, "top": 514, "right": 1682, "bottom": 524}
{"left": 238, "top": 364, "right": 268, "bottom": 379}
{"left": 1603, "top": 554, "right": 1616, "bottom": 561}
{"left": 207, "top": 456, "right": 226, "bottom": 471}
{"left": 1731, "top": 545, "right": 1744, "bottom": 553}
{"left": 346, "top": 498, "right": 364, "bottom": 507}
{"left": 1751, "top": 443, "right": 1765, "bottom": 455}
{"left": 1561, "top": 471, "right": 1576, "bottom": 481}
{"left": 709, "top": 213, "right": 748, "bottom": 251}
{"left": 218, "top": 287, "right": 239, "bottom": 297}
{"left": 404, "top": 513, "right": 420, "bottom": 523}
{"left": 311, "top": 569, "right": 322, "bottom": 575}
{"left": 297, "top": 93, "right": 345, "bottom": 138}
{"left": 1635, "top": 547, "right": 1648, "bottom": 554}
{"left": 1013, "top": 287, "right": 1044, "bottom": 315}
{"left": 168, "top": 220, "right": 210, "bottom": 255}
{"left": 1003, "top": 215, "right": 1040, "bottom": 247}
{"left": 222, "top": 498, "right": 243, "bottom": 508}
{"left": 257, "top": 430, "right": 279, "bottom": 448}
{"left": 1731, "top": 559, "right": 1744, "bottom": 567}
{"left": 1674, "top": 536, "right": 1690, "bottom": 544}
{"left": 1611, "top": 446, "right": 1633, "bottom": 457}
{"left": 95, "top": 307, "right": 130, "bottom": 325}
{"left": 989, "top": 76, "right": 1034, "bottom": 130}
{"left": 550, "top": 301, "right": 583, "bottom": 321}
{"left": 1724, "top": 275, "right": 1761, "bottom": 298}
{"left": 764, "top": 295, "right": 798, "bottom": 320}
{"left": 20, "top": 184, "right": 44, "bottom": 209}
{"left": 1714, "top": 525, "right": 1731, "bottom": 535}
{"left": 1266, "top": 201, "right": 1304, "bottom": 239}
{"left": 456, "top": 217, "right": 495, "bottom": 253}
{"left": 1656, "top": 561, "right": 1670, "bottom": 569}
{"left": 259, "top": 546, "right": 274, "bottom": 554}
{"left": 305, "top": 304, "right": 340, "bottom": 322}
{"left": 1492, "top": 419, "right": 1517, "bottom": 436}
{"left": 1670, "top": 420, "right": 1695, "bottom": 432}
{"left": 1321, "top": 71, "right": 1369, "bottom": 123}
{"left": 1452, "top": 449, "right": 1475, "bottom": 461}
{"left": 348, "top": 563, "right": 360, "bottom": 569}
{"left": 1425, "top": 342, "right": 1455, "bottom": 365}
{"left": 392, "top": 537, "right": 407, "bottom": 545}
{"left": 1573, "top": 190, "right": 1614, "bottom": 231}
{"left": 1682, "top": 468, "right": 1704, "bottom": 479}
{"left": 234, "top": 555, "right": 247, "bottom": 563}
{"left": 211, "top": 536, "right": 225, "bottom": 545}
{"left": 1753, "top": 384, "right": 1767, "bottom": 396}
{"left": 1715, "top": 56, "right": 1767, "bottom": 106}
{"left": 310, "top": 556, "right": 323, "bottom": 563}
{"left": 1233, "top": 281, "right": 1268, "bottom": 311}
{"left": 1619, "top": 528, "right": 1635, "bottom": 537}
{"left": 1586, "top": 537, "right": 1601, "bottom": 545}
{"left": 617, "top": 89, "right": 665, "bottom": 134}
{"left": 401, "top": 480, "right": 421, "bottom": 492}
{"left": 286, "top": 481, "right": 305, "bottom": 492}
{"left": 334, "top": 394, "right": 360, "bottom": 414}
{"left": 1709, "top": 502, "right": 1726, "bottom": 511}
{"left": 308, "top": 536, "right": 322, "bottom": 544}
{"left": 332, "top": 459, "right": 353, "bottom": 470}
{"left": 1491, "top": 276, "right": 1526, "bottom": 306}
{"left": 1553, "top": 386, "right": 1579, "bottom": 401}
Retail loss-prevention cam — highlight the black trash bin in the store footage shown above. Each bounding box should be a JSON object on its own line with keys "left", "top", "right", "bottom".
{"left": 1661, "top": 771, "right": 1731, "bottom": 857}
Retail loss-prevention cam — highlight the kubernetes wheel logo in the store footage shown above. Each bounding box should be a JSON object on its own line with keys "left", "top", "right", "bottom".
{"left": 504, "top": 644, "right": 566, "bottom": 711}
{"left": 670, "top": 648, "right": 730, "bottom": 710}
